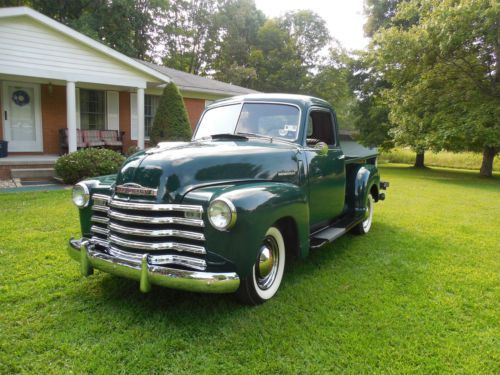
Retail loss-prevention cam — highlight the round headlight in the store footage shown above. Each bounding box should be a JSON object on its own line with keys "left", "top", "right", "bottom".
{"left": 208, "top": 198, "right": 237, "bottom": 231}
{"left": 72, "top": 182, "right": 90, "bottom": 208}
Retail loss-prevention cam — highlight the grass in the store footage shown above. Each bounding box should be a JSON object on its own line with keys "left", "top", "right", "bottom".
{"left": 1, "top": 165, "right": 499, "bottom": 374}
{"left": 379, "top": 148, "right": 500, "bottom": 171}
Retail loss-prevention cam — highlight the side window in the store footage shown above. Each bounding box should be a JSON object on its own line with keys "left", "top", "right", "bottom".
{"left": 306, "top": 110, "right": 335, "bottom": 146}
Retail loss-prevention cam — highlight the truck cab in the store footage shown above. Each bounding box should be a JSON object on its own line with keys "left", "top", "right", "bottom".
{"left": 68, "top": 94, "right": 388, "bottom": 305}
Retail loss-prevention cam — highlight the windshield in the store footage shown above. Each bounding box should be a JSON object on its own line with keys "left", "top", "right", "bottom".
{"left": 194, "top": 103, "right": 301, "bottom": 141}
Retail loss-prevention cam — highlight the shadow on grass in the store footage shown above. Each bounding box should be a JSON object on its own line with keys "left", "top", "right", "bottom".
{"left": 380, "top": 165, "right": 500, "bottom": 192}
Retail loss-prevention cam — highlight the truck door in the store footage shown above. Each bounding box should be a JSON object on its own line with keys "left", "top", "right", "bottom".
{"left": 304, "top": 108, "right": 346, "bottom": 228}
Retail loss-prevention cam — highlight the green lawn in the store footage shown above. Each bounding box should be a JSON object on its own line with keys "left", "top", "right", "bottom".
{"left": 1, "top": 165, "right": 499, "bottom": 374}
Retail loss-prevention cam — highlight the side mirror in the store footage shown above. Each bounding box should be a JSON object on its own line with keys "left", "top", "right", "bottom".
{"left": 314, "top": 141, "right": 328, "bottom": 156}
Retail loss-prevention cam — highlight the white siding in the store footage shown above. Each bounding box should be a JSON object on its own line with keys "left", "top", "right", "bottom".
{"left": 0, "top": 16, "right": 153, "bottom": 87}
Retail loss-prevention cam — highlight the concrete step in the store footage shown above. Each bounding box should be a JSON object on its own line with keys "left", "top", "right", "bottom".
{"left": 11, "top": 168, "right": 55, "bottom": 179}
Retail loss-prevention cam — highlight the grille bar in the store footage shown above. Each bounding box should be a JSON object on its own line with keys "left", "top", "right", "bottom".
{"left": 91, "top": 225, "right": 109, "bottom": 236}
{"left": 108, "top": 210, "right": 204, "bottom": 227}
{"left": 110, "top": 199, "right": 203, "bottom": 213}
{"left": 92, "top": 205, "right": 109, "bottom": 213}
{"left": 109, "top": 234, "right": 206, "bottom": 254}
{"left": 91, "top": 216, "right": 109, "bottom": 224}
{"left": 109, "top": 222, "right": 205, "bottom": 241}
{"left": 107, "top": 246, "right": 207, "bottom": 271}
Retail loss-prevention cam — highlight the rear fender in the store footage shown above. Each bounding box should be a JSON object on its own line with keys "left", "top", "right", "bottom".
{"left": 184, "top": 182, "right": 309, "bottom": 278}
{"left": 350, "top": 165, "right": 380, "bottom": 217}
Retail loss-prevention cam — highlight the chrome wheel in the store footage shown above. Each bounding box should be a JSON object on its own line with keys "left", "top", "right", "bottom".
{"left": 362, "top": 194, "right": 374, "bottom": 232}
{"left": 256, "top": 236, "right": 280, "bottom": 290}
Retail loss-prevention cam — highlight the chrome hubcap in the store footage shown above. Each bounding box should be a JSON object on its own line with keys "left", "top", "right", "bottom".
{"left": 363, "top": 196, "right": 373, "bottom": 231}
{"left": 256, "top": 236, "right": 279, "bottom": 290}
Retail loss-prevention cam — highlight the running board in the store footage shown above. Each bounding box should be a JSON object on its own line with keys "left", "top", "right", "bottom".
{"left": 310, "top": 215, "right": 364, "bottom": 249}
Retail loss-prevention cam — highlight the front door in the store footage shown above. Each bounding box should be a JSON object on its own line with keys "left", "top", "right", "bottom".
{"left": 305, "top": 108, "right": 346, "bottom": 228}
{"left": 2, "top": 82, "right": 43, "bottom": 152}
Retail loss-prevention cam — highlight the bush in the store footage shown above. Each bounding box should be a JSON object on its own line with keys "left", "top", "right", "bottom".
{"left": 125, "top": 145, "right": 141, "bottom": 157}
{"left": 150, "top": 82, "right": 192, "bottom": 144}
{"left": 55, "top": 148, "right": 125, "bottom": 184}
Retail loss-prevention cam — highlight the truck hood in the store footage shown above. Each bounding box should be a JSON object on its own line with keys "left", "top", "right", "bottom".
{"left": 115, "top": 140, "right": 300, "bottom": 203}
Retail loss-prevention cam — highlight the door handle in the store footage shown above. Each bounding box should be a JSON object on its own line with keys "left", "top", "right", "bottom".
{"left": 4, "top": 111, "right": 6, "bottom": 121}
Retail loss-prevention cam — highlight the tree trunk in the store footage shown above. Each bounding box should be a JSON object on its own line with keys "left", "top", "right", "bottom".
{"left": 479, "top": 146, "right": 497, "bottom": 177}
{"left": 414, "top": 151, "right": 425, "bottom": 168}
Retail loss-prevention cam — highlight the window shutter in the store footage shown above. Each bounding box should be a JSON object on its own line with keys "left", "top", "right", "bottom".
{"left": 130, "top": 93, "right": 138, "bottom": 140}
{"left": 76, "top": 88, "right": 81, "bottom": 129}
{"left": 106, "top": 91, "right": 119, "bottom": 130}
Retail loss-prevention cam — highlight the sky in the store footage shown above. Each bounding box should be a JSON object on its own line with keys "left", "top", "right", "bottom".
{"left": 253, "top": 0, "right": 369, "bottom": 51}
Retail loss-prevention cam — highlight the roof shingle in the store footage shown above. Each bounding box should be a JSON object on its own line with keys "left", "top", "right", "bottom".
{"left": 137, "top": 60, "right": 258, "bottom": 97}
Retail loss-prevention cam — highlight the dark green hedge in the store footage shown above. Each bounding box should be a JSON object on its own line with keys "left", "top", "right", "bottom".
{"left": 150, "top": 82, "right": 192, "bottom": 144}
{"left": 55, "top": 148, "right": 125, "bottom": 184}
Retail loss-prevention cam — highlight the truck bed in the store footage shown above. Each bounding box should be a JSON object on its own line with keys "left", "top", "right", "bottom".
{"left": 341, "top": 140, "right": 378, "bottom": 164}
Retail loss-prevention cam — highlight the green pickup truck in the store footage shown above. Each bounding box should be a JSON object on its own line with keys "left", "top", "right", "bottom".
{"left": 68, "top": 94, "right": 388, "bottom": 304}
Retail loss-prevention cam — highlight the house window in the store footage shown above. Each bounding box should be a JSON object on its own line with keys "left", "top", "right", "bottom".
{"left": 80, "top": 89, "right": 106, "bottom": 130}
{"left": 145, "top": 94, "right": 160, "bottom": 138}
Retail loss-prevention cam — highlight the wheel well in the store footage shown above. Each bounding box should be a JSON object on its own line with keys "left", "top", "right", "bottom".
{"left": 274, "top": 217, "right": 300, "bottom": 258}
{"left": 370, "top": 184, "right": 379, "bottom": 202}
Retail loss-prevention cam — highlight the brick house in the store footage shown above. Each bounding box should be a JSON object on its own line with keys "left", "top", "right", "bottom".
{"left": 0, "top": 7, "right": 256, "bottom": 179}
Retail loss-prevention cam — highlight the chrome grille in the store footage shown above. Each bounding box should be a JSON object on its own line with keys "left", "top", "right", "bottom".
{"left": 89, "top": 194, "right": 207, "bottom": 271}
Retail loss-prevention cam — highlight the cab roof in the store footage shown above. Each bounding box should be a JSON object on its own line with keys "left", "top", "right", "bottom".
{"left": 208, "top": 93, "right": 333, "bottom": 110}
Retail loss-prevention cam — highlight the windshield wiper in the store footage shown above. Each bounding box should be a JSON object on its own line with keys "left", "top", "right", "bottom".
{"left": 211, "top": 133, "right": 248, "bottom": 140}
{"left": 197, "top": 133, "right": 248, "bottom": 141}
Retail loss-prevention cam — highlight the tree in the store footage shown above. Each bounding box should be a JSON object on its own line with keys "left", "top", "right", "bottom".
{"left": 305, "top": 45, "right": 358, "bottom": 130}
{"left": 374, "top": 0, "right": 499, "bottom": 176}
{"left": 213, "top": 0, "right": 265, "bottom": 86}
{"left": 349, "top": 52, "right": 394, "bottom": 149}
{"left": 364, "top": 0, "right": 408, "bottom": 37}
{"left": 150, "top": 82, "right": 192, "bottom": 144}
{"left": 160, "top": 0, "right": 222, "bottom": 74}
{"left": 349, "top": 1, "right": 406, "bottom": 154}
{"left": 280, "top": 10, "right": 331, "bottom": 70}
{"left": 249, "top": 19, "right": 307, "bottom": 92}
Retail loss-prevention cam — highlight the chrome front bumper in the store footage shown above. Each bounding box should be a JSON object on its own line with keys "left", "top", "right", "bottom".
{"left": 68, "top": 239, "right": 240, "bottom": 293}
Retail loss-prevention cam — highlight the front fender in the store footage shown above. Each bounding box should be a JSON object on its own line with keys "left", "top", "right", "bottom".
{"left": 183, "top": 182, "right": 309, "bottom": 278}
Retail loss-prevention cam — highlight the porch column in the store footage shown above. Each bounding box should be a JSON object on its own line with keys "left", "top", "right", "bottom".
{"left": 66, "top": 81, "right": 77, "bottom": 153}
{"left": 137, "top": 88, "right": 145, "bottom": 149}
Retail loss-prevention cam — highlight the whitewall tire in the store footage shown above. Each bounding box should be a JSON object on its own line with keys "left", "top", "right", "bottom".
{"left": 237, "top": 226, "right": 286, "bottom": 305}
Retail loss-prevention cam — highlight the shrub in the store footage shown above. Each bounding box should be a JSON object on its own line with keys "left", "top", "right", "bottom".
{"left": 126, "top": 145, "right": 141, "bottom": 157}
{"left": 150, "top": 82, "right": 192, "bottom": 144}
{"left": 55, "top": 148, "right": 125, "bottom": 184}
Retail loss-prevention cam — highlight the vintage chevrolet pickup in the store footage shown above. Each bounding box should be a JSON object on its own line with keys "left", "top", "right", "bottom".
{"left": 68, "top": 94, "right": 388, "bottom": 304}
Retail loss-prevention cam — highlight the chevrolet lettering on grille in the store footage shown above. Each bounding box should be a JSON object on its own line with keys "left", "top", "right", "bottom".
{"left": 115, "top": 183, "right": 158, "bottom": 197}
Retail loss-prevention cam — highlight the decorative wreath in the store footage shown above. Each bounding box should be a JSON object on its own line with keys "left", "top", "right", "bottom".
{"left": 12, "top": 90, "right": 30, "bottom": 107}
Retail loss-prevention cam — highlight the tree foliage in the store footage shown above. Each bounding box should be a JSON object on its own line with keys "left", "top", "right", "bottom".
{"left": 374, "top": 0, "right": 499, "bottom": 176}
{"left": 150, "top": 82, "right": 192, "bottom": 144}
{"left": 159, "top": 0, "right": 222, "bottom": 74}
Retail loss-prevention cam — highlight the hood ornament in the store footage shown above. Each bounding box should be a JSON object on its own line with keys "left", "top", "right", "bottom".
{"left": 115, "top": 183, "right": 158, "bottom": 197}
